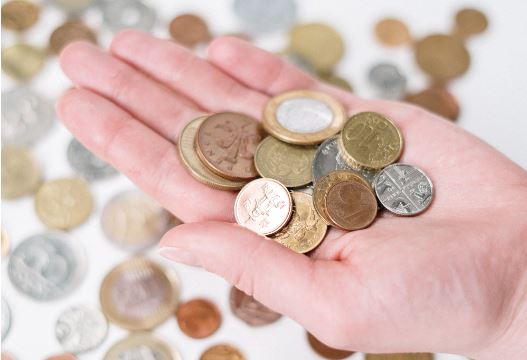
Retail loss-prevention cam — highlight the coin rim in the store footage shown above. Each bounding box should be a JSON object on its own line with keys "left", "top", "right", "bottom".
{"left": 104, "top": 332, "right": 182, "bottom": 360}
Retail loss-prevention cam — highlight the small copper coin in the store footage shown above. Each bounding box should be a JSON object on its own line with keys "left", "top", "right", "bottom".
{"left": 46, "top": 354, "right": 77, "bottom": 360}
{"left": 365, "top": 353, "right": 434, "bottom": 360}
{"left": 374, "top": 18, "right": 411, "bottom": 46}
{"left": 169, "top": 14, "right": 210, "bottom": 47}
{"left": 326, "top": 180, "right": 377, "bottom": 231}
{"left": 200, "top": 344, "right": 245, "bottom": 360}
{"left": 307, "top": 332, "right": 354, "bottom": 360}
{"left": 1, "top": 0, "right": 40, "bottom": 31}
{"left": 454, "top": 8, "right": 488, "bottom": 38}
{"left": 229, "top": 286, "right": 281, "bottom": 326}
{"left": 49, "top": 20, "right": 97, "bottom": 55}
{"left": 176, "top": 298, "right": 221, "bottom": 339}
{"left": 196, "top": 112, "right": 264, "bottom": 181}
{"left": 404, "top": 86, "right": 460, "bottom": 121}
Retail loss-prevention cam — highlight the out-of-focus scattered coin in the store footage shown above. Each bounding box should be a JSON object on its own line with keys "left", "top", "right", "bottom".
{"left": 196, "top": 112, "right": 264, "bottom": 181}
{"left": 255, "top": 136, "right": 316, "bottom": 188}
{"left": 101, "top": 0, "right": 156, "bottom": 32}
{"left": 1, "top": 147, "right": 41, "bottom": 199}
{"left": 368, "top": 63, "right": 407, "bottom": 100}
{"left": 229, "top": 286, "right": 281, "bottom": 326}
{"left": 49, "top": 20, "right": 97, "bottom": 55}
{"left": 179, "top": 116, "right": 247, "bottom": 190}
{"left": 1, "top": 0, "right": 40, "bottom": 31}
{"left": 273, "top": 192, "right": 327, "bottom": 253}
{"left": 263, "top": 90, "right": 346, "bottom": 145}
{"left": 454, "top": 8, "right": 488, "bottom": 38}
{"left": 35, "top": 177, "right": 93, "bottom": 230}
{"left": 319, "top": 73, "right": 354, "bottom": 92}
{"left": 67, "top": 138, "right": 118, "bottom": 181}
{"left": 289, "top": 23, "right": 344, "bottom": 73}
{"left": 339, "top": 112, "right": 403, "bottom": 170}
{"left": 176, "top": 298, "right": 221, "bottom": 339}
{"left": 8, "top": 232, "right": 87, "bottom": 301}
{"left": 374, "top": 164, "right": 433, "bottom": 216}
{"left": 200, "top": 344, "right": 245, "bottom": 360}
{"left": 307, "top": 332, "right": 354, "bottom": 360}
{"left": 104, "top": 333, "right": 181, "bottom": 360}
{"left": 46, "top": 353, "right": 77, "bottom": 360}
{"left": 233, "top": 0, "right": 296, "bottom": 35}
{"left": 1, "top": 87, "right": 54, "bottom": 147}
{"left": 1, "top": 229, "right": 10, "bottom": 257}
{"left": 51, "top": 0, "right": 94, "bottom": 13}
{"left": 55, "top": 305, "right": 108, "bottom": 354}
{"left": 281, "top": 52, "right": 316, "bottom": 74}
{"left": 1, "top": 298, "right": 11, "bottom": 341}
{"left": 415, "top": 34, "right": 470, "bottom": 83}
{"left": 374, "top": 18, "right": 412, "bottom": 46}
{"left": 234, "top": 178, "right": 292, "bottom": 236}
{"left": 169, "top": 14, "right": 210, "bottom": 47}
{"left": 365, "top": 354, "right": 434, "bottom": 360}
{"left": 100, "top": 257, "right": 180, "bottom": 330}
{"left": 404, "top": 86, "right": 460, "bottom": 121}
{"left": 1, "top": 43, "right": 45, "bottom": 81}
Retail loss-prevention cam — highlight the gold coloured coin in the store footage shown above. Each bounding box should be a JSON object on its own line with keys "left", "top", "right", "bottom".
{"left": 263, "top": 90, "right": 346, "bottom": 145}
{"left": 200, "top": 344, "right": 245, "bottom": 360}
{"left": 339, "top": 112, "right": 403, "bottom": 170}
{"left": 254, "top": 136, "right": 316, "bottom": 188}
{"left": 374, "top": 18, "right": 412, "bottom": 46}
{"left": 454, "top": 8, "right": 488, "bottom": 38}
{"left": 49, "top": 20, "right": 97, "bottom": 55}
{"left": 272, "top": 192, "right": 327, "bottom": 253}
{"left": 365, "top": 353, "right": 434, "bottom": 360}
{"left": 319, "top": 73, "right": 353, "bottom": 92}
{"left": 34, "top": 178, "right": 93, "bottom": 230}
{"left": 1, "top": 147, "right": 41, "bottom": 199}
{"left": 1, "top": 43, "right": 45, "bottom": 81}
{"left": 1, "top": 0, "right": 40, "bottom": 31}
{"left": 104, "top": 332, "right": 181, "bottom": 360}
{"left": 100, "top": 257, "right": 180, "bottom": 330}
{"left": 178, "top": 116, "right": 247, "bottom": 190}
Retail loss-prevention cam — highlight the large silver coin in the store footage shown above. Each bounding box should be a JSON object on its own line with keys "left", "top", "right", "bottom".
{"left": 8, "top": 232, "right": 87, "bottom": 301}
{"left": 374, "top": 163, "right": 434, "bottom": 216}
{"left": 1, "top": 298, "right": 11, "bottom": 341}
{"left": 1, "top": 87, "right": 54, "bottom": 147}
{"left": 101, "top": 0, "right": 156, "bottom": 32}
{"left": 67, "top": 138, "right": 118, "bottom": 182}
{"left": 233, "top": 0, "right": 296, "bottom": 35}
{"left": 277, "top": 98, "right": 333, "bottom": 133}
{"left": 368, "top": 63, "right": 407, "bottom": 100}
{"left": 55, "top": 305, "right": 108, "bottom": 354}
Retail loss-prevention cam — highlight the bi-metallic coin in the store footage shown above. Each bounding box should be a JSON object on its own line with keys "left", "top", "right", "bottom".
{"left": 104, "top": 333, "right": 181, "bottom": 360}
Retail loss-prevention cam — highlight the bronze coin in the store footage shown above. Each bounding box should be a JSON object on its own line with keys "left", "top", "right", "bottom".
{"left": 374, "top": 18, "right": 411, "bottom": 47}
{"left": 49, "top": 20, "right": 97, "bottom": 55}
{"left": 200, "top": 344, "right": 245, "bottom": 360}
{"left": 307, "top": 332, "right": 354, "bottom": 360}
{"left": 454, "top": 8, "right": 488, "bottom": 38}
{"left": 1, "top": 0, "right": 40, "bottom": 31}
{"left": 365, "top": 353, "right": 434, "bottom": 360}
{"left": 325, "top": 180, "right": 377, "bottom": 231}
{"left": 404, "top": 86, "right": 460, "bottom": 121}
{"left": 196, "top": 112, "right": 265, "bottom": 181}
{"left": 169, "top": 13, "right": 210, "bottom": 47}
{"left": 229, "top": 286, "right": 281, "bottom": 326}
{"left": 176, "top": 298, "right": 221, "bottom": 339}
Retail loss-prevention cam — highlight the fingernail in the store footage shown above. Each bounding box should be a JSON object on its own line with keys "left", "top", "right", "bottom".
{"left": 158, "top": 247, "right": 199, "bottom": 267}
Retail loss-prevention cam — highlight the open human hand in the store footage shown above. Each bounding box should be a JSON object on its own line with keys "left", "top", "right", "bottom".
{"left": 57, "top": 30, "right": 527, "bottom": 359}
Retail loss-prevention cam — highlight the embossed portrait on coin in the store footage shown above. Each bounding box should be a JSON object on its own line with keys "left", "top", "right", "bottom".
{"left": 242, "top": 183, "right": 286, "bottom": 228}
{"left": 208, "top": 120, "right": 260, "bottom": 167}
{"left": 23, "top": 242, "right": 69, "bottom": 284}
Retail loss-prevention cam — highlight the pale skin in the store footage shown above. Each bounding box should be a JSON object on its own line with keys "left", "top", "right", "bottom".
{"left": 57, "top": 30, "right": 527, "bottom": 359}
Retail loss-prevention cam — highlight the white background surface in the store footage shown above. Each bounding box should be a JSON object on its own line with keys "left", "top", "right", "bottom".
{"left": 2, "top": 0, "right": 527, "bottom": 359}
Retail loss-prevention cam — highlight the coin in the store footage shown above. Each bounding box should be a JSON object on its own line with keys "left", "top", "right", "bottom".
{"left": 1, "top": 229, "right": 10, "bottom": 257}
{"left": 169, "top": 14, "right": 210, "bottom": 47}
{"left": 196, "top": 112, "right": 264, "bottom": 181}
{"left": 1, "top": 0, "right": 40, "bottom": 31}
{"left": 454, "top": 8, "right": 488, "bottom": 38}
{"left": 67, "top": 138, "right": 118, "bottom": 181}
{"left": 289, "top": 23, "right": 344, "bottom": 73}
{"left": 307, "top": 332, "right": 354, "bottom": 360}
{"left": 319, "top": 73, "right": 354, "bottom": 92}
{"left": 8, "top": 232, "right": 87, "bottom": 301}
{"left": 273, "top": 192, "right": 327, "bottom": 253}
{"left": 365, "top": 354, "right": 434, "bottom": 360}
{"left": 368, "top": 63, "right": 407, "bottom": 100}
{"left": 51, "top": 0, "right": 93, "bottom": 13}
{"left": 229, "top": 286, "right": 281, "bottom": 326}
{"left": 100, "top": 257, "right": 180, "bottom": 330}
{"left": 104, "top": 332, "right": 181, "bottom": 360}
{"left": 254, "top": 136, "right": 316, "bottom": 188}
{"left": 55, "top": 305, "right": 108, "bottom": 354}
{"left": 49, "top": 20, "right": 97, "bottom": 55}
{"left": 374, "top": 164, "right": 434, "bottom": 216}
{"left": 374, "top": 18, "right": 412, "bottom": 46}
{"left": 404, "top": 86, "right": 460, "bottom": 121}
{"left": 176, "top": 298, "right": 221, "bottom": 339}
{"left": 200, "top": 344, "right": 245, "bottom": 360}
{"left": 281, "top": 52, "right": 315, "bottom": 74}
{"left": 263, "top": 90, "right": 346, "bottom": 145}
{"left": 1, "top": 298, "right": 11, "bottom": 341}
{"left": 2, "top": 87, "right": 54, "bottom": 147}
{"left": 1, "top": 43, "right": 45, "bottom": 81}
{"left": 101, "top": 0, "right": 156, "bottom": 32}
{"left": 234, "top": 178, "right": 292, "bottom": 236}
{"left": 339, "top": 112, "right": 403, "bottom": 170}
{"left": 415, "top": 34, "right": 470, "bottom": 82}
{"left": 1, "top": 147, "right": 42, "bottom": 199}
{"left": 45, "top": 354, "right": 76, "bottom": 360}
{"left": 35, "top": 178, "right": 93, "bottom": 230}
{"left": 233, "top": 0, "right": 296, "bottom": 35}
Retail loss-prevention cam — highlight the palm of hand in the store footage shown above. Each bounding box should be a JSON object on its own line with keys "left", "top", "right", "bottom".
{"left": 57, "top": 30, "right": 527, "bottom": 359}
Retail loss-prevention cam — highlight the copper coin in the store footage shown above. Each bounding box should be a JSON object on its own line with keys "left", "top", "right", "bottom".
{"left": 307, "top": 332, "right": 354, "bottom": 360}
{"left": 200, "top": 344, "right": 245, "bottom": 360}
{"left": 229, "top": 286, "right": 281, "bottom": 326}
{"left": 169, "top": 14, "right": 210, "bottom": 47}
{"left": 404, "top": 86, "right": 460, "bottom": 121}
{"left": 49, "top": 20, "right": 97, "bottom": 55}
{"left": 454, "top": 8, "right": 488, "bottom": 38}
{"left": 325, "top": 180, "right": 377, "bottom": 231}
{"left": 1, "top": 0, "right": 40, "bottom": 31}
{"left": 46, "top": 354, "right": 77, "bottom": 360}
{"left": 374, "top": 18, "right": 411, "bottom": 47}
{"left": 196, "top": 112, "right": 265, "bottom": 181}
{"left": 176, "top": 298, "right": 221, "bottom": 339}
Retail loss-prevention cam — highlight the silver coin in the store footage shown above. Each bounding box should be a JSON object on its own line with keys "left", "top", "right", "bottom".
{"left": 8, "top": 232, "right": 87, "bottom": 301}
{"left": 1, "top": 298, "right": 11, "bottom": 341}
{"left": 67, "top": 138, "right": 118, "bottom": 182}
{"left": 368, "top": 62, "right": 407, "bottom": 100}
{"left": 55, "top": 305, "right": 108, "bottom": 354}
{"left": 276, "top": 98, "right": 333, "bottom": 133}
{"left": 233, "top": 0, "right": 296, "bottom": 35}
{"left": 281, "top": 53, "right": 315, "bottom": 74}
{"left": 374, "top": 163, "right": 434, "bottom": 216}
{"left": 1, "top": 87, "right": 54, "bottom": 147}
{"left": 51, "top": 0, "right": 95, "bottom": 13}
{"left": 101, "top": 0, "right": 156, "bottom": 32}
